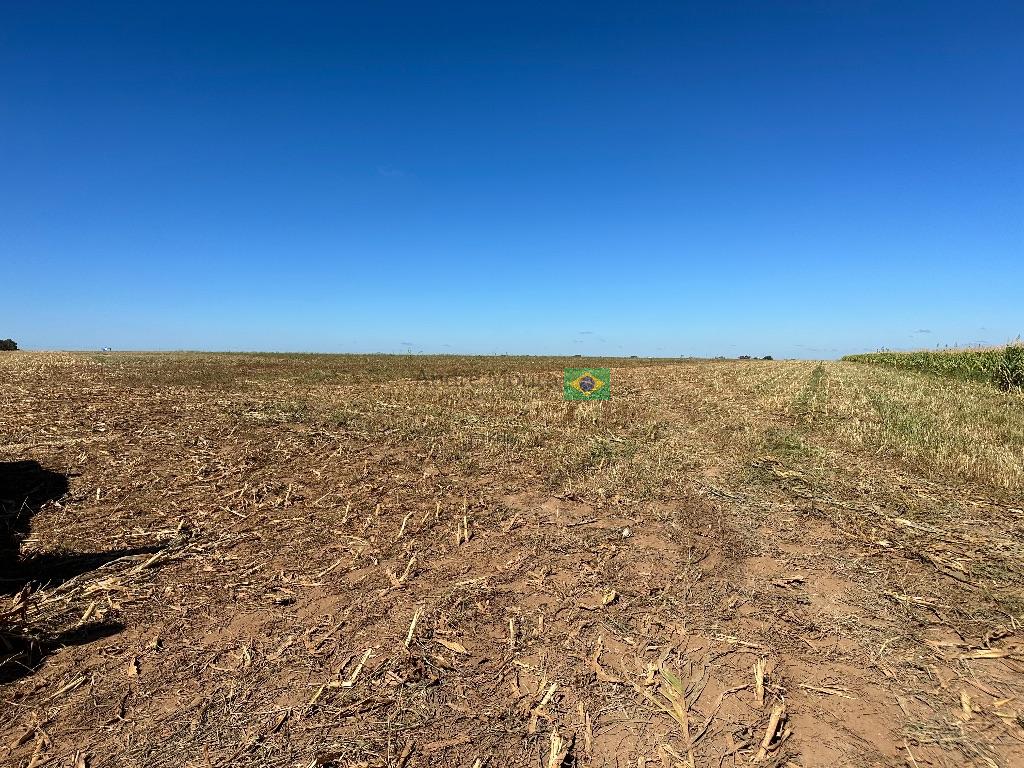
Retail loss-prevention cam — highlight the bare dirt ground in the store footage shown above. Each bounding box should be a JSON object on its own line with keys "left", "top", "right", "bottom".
{"left": 2, "top": 352, "right": 1023, "bottom": 768}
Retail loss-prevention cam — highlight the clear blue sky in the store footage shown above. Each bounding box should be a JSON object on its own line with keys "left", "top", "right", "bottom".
{"left": 2, "top": 2, "right": 1021, "bottom": 358}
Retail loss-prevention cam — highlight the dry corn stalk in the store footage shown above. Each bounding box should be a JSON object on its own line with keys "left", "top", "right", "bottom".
{"left": 546, "top": 726, "right": 571, "bottom": 768}
{"left": 754, "top": 701, "right": 787, "bottom": 762}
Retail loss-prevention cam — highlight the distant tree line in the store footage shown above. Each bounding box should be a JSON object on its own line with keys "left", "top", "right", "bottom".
{"left": 0, "top": 339, "right": 17, "bottom": 351}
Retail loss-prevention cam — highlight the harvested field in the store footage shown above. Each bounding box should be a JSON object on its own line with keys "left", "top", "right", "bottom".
{"left": 2, "top": 352, "right": 1023, "bottom": 767}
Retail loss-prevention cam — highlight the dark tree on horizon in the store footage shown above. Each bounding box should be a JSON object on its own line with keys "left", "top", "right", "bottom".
{"left": 0, "top": 339, "right": 17, "bottom": 351}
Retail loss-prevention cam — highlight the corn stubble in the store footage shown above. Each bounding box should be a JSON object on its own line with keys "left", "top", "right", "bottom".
{"left": 0, "top": 351, "right": 1022, "bottom": 767}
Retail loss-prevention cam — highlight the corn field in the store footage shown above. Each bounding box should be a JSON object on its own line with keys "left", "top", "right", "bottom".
{"left": 843, "top": 345, "right": 1024, "bottom": 391}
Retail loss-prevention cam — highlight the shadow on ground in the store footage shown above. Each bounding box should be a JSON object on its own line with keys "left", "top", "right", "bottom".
{"left": 0, "top": 460, "right": 68, "bottom": 561}
{"left": 0, "top": 460, "right": 158, "bottom": 683}
{"left": 2, "top": 545, "right": 164, "bottom": 595}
